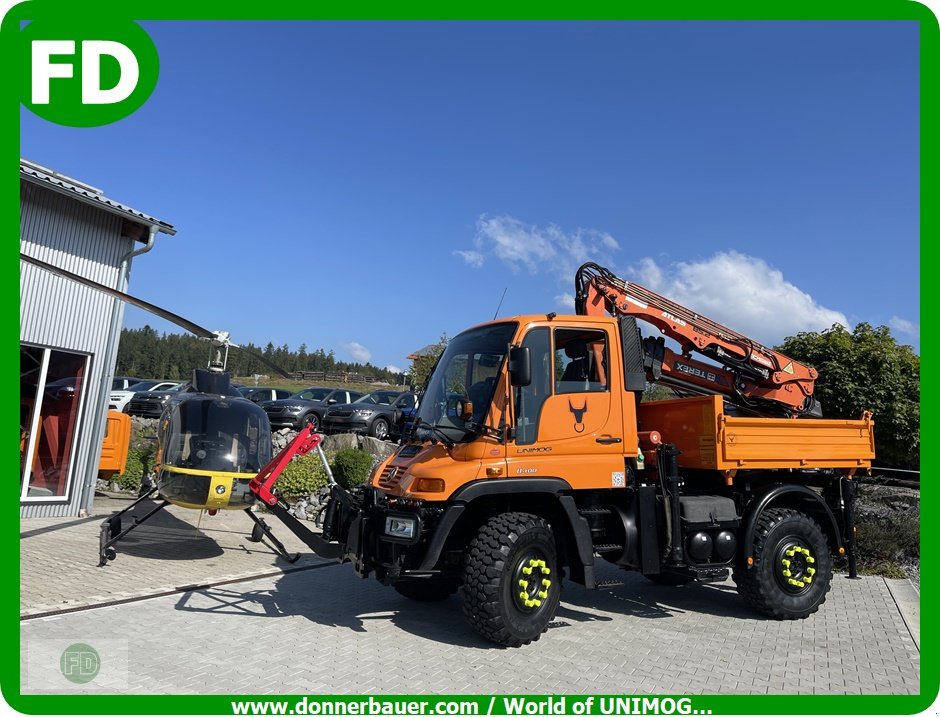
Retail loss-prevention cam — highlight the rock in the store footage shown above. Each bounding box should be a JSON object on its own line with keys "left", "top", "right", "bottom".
{"left": 359, "top": 436, "right": 397, "bottom": 460}
{"left": 322, "top": 432, "right": 358, "bottom": 453}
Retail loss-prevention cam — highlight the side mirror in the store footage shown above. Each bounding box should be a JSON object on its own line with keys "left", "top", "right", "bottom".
{"left": 508, "top": 346, "right": 531, "bottom": 387}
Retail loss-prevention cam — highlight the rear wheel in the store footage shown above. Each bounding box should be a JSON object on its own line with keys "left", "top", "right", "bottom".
{"left": 394, "top": 577, "right": 460, "bottom": 602}
{"left": 733, "top": 507, "right": 832, "bottom": 619}
{"left": 462, "top": 512, "right": 561, "bottom": 647}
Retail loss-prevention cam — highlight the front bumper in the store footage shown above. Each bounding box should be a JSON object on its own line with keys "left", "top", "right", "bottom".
{"left": 319, "top": 485, "right": 454, "bottom": 583}
{"left": 323, "top": 417, "right": 369, "bottom": 434}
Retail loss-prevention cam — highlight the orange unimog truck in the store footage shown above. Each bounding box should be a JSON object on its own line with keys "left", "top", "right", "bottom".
{"left": 252, "top": 263, "right": 874, "bottom": 647}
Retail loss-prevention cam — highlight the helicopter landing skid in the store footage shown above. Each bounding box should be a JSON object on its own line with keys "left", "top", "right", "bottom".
{"left": 98, "top": 486, "right": 171, "bottom": 566}
{"left": 244, "top": 509, "right": 300, "bottom": 563}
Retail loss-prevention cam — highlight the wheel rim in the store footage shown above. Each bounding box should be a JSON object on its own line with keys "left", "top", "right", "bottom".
{"left": 374, "top": 420, "right": 388, "bottom": 439}
{"left": 773, "top": 538, "right": 817, "bottom": 594}
{"left": 511, "top": 552, "right": 554, "bottom": 613}
{"left": 305, "top": 414, "right": 319, "bottom": 430}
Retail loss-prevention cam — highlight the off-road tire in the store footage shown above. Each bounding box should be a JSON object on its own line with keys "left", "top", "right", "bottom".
{"left": 733, "top": 507, "right": 832, "bottom": 619}
{"left": 462, "top": 512, "right": 561, "bottom": 647}
{"left": 394, "top": 577, "right": 460, "bottom": 602}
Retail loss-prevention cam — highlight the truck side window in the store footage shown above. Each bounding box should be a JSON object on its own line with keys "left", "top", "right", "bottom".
{"left": 514, "top": 328, "right": 551, "bottom": 445}
{"left": 555, "top": 329, "right": 608, "bottom": 394}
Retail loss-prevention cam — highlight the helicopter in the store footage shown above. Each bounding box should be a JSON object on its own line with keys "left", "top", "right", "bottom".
{"left": 21, "top": 253, "right": 308, "bottom": 566}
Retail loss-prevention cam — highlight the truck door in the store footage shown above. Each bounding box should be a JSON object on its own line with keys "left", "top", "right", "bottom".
{"left": 507, "top": 325, "right": 627, "bottom": 490}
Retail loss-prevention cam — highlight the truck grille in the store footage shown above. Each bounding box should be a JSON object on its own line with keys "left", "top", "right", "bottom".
{"left": 377, "top": 465, "right": 405, "bottom": 490}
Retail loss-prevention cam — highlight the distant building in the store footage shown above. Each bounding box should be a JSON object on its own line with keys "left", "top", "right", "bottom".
{"left": 19, "top": 159, "right": 175, "bottom": 518}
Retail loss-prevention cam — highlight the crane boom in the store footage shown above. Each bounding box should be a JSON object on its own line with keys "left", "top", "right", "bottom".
{"left": 574, "top": 262, "right": 821, "bottom": 417}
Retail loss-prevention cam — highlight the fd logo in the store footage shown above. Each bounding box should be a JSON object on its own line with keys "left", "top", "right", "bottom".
{"left": 19, "top": 15, "right": 160, "bottom": 127}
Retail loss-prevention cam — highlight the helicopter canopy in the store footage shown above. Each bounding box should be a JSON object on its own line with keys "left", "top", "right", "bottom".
{"left": 161, "top": 395, "right": 272, "bottom": 474}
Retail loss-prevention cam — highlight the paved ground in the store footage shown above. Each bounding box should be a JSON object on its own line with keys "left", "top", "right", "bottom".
{"left": 20, "top": 496, "right": 921, "bottom": 695}
{"left": 21, "top": 495, "right": 318, "bottom": 616}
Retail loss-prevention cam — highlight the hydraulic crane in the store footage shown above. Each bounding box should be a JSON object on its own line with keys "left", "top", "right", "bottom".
{"left": 574, "top": 262, "right": 821, "bottom": 417}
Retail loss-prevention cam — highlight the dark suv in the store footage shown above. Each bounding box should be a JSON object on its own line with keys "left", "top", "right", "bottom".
{"left": 261, "top": 387, "right": 362, "bottom": 432}
{"left": 323, "top": 390, "right": 418, "bottom": 441}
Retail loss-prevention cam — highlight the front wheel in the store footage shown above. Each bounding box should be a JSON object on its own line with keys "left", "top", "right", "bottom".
{"left": 370, "top": 417, "right": 390, "bottom": 440}
{"left": 733, "top": 507, "right": 833, "bottom": 619}
{"left": 302, "top": 413, "right": 320, "bottom": 432}
{"left": 462, "top": 512, "right": 561, "bottom": 647}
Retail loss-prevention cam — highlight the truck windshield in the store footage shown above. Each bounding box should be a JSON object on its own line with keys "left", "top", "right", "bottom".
{"left": 416, "top": 322, "right": 517, "bottom": 443}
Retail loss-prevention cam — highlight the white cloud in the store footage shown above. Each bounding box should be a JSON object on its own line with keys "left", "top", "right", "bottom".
{"left": 385, "top": 364, "right": 403, "bottom": 374}
{"left": 555, "top": 293, "right": 576, "bottom": 310}
{"left": 889, "top": 316, "right": 919, "bottom": 338}
{"left": 342, "top": 341, "right": 372, "bottom": 363}
{"left": 454, "top": 249, "right": 484, "bottom": 268}
{"left": 628, "top": 251, "right": 849, "bottom": 345}
{"left": 456, "top": 214, "right": 619, "bottom": 281}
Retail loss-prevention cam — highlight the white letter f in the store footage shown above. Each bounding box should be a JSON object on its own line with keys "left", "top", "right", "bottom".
{"left": 32, "top": 40, "right": 75, "bottom": 104}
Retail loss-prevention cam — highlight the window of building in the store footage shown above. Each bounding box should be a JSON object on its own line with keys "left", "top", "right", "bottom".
{"left": 20, "top": 345, "right": 91, "bottom": 502}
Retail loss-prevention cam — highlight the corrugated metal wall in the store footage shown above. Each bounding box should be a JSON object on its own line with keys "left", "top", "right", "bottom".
{"left": 20, "top": 181, "right": 134, "bottom": 518}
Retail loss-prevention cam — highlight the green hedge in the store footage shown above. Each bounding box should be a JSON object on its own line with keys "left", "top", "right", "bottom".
{"left": 276, "top": 453, "right": 331, "bottom": 500}
{"left": 331, "top": 448, "right": 374, "bottom": 489}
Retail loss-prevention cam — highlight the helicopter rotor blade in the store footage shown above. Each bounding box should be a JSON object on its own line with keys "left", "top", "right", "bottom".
{"left": 22, "top": 252, "right": 219, "bottom": 341}
{"left": 24, "top": 252, "right": 295, "bottom": 380}
{"left": 230, "top": 345, "right": 292, "bottom": 379}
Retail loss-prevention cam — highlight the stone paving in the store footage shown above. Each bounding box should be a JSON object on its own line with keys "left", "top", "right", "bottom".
{"left": 21, "top": 495, "right": 322, "bottom": 617}
{"left": 19, "top": 496, "right": 921, "bottom": 695}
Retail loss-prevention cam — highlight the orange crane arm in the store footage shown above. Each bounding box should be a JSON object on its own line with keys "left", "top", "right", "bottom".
{"left": 574, "top": 262, "right": 820, "bottom": 417}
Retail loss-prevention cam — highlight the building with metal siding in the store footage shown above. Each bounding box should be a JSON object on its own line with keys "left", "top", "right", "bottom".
{"left": 19, "top": 159, "right": 175, "bottom": 518}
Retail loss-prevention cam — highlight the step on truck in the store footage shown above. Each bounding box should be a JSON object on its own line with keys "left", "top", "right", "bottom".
{"left": 250, "top": 262, "right": 875, "bottom": 647}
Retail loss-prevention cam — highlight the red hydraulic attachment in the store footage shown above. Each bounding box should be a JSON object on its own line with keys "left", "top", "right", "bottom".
{"left": 249, "top": 425, "right": 325, "bottom": 506}
{"left": 574, "top": 262, "right": 819, "bottom": 416}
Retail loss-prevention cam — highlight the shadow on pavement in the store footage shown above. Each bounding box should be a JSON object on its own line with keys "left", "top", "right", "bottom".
{"left": 105, "top": 499, "right": 225, "bottom": 561}
{"left": 172, "top": 558, "right": 765, "bottom": 646}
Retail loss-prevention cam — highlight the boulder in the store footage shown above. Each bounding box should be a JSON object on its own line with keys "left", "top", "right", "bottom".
{"left": 322, "top": 432, "right": 359, "bottom": 453}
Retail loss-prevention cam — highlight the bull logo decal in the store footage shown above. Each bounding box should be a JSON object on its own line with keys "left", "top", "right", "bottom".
{"left": 568, "top": 400, "right": 587, "bottom": 433}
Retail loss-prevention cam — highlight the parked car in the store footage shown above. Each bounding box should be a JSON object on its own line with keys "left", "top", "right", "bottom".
{"left": 261, "top": 387, "right": 363, "bottom": 431}
{"left": 110, "top": 380, "right": 180, "bottom": 412}
{"left": 44, "top": 375, "right": 143, "bottom": 401}
{"left": 238, "top": 386, "right": 292, "bottom": 404}
{"left": 323, "top": 390, "right": 418, "bottom": 441}
{"left": 124, "top": 382, "right": 188, "bottom": 418}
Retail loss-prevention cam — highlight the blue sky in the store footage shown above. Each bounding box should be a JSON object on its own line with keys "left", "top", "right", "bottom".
{"left": 20, "top": 21, "right": 920, "bottom": 373}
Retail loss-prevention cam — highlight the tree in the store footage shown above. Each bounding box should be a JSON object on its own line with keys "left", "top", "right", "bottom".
{"left": 777, "top": 323, "right": 919, "bottom": 468}
{"left": 409, "top": 333, "right": 448, "bottom": 391}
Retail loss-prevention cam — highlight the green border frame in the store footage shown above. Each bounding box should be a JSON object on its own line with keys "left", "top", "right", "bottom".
{"left": 4, "top": 0, "right": 935, "bottom": 713}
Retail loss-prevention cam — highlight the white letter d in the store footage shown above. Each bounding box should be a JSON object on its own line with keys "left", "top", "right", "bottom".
{"left": 82, "top": 41, "right": 139, "bottom": 104}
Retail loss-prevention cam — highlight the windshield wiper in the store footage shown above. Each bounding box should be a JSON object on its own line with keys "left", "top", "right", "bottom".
{"left": 464, "top": 420, "right": 504, "bottom": 441}
{"left": 413, "top": 417, "right": 455, "bottom": 449}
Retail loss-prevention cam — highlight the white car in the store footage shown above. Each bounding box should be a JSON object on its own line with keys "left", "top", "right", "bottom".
{"left": 109, "top": 380, "right": 180, "bottom": 412}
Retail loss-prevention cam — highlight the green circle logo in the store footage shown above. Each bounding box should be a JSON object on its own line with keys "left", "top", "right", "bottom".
{"left": 20, "top": 18, "right": 159, "bottom": 127}
{"left": 60, "top": 643, "right": 100, "bottom": 684}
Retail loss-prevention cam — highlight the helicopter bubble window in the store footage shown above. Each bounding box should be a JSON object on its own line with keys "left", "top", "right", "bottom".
{"left": 163, "top": 396, "right": 271, "bottom": 473}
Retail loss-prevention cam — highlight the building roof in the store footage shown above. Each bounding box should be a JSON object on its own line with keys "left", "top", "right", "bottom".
{"left": 20, "top": 159, "right": 176, "bottom": 238}
{"left": 406, "top": 343, "right": 444, "bottom": 360}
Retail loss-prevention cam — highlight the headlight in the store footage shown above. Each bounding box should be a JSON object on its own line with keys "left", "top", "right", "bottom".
{"left": 284, "top": 405, "right": 303, "bottom": 413}
{"left": 353, "top": 409, "right": 375, "bottom": 417}
{"left": 385, "top": 516, "right": 416, "bottom": 539}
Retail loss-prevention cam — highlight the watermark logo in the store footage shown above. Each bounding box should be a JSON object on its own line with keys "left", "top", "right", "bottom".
{"left": 59, "top": 643, "right": 100, "bottom": 684}
{"left": 20, "top": 17, "right": 159, "bottom": 126}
